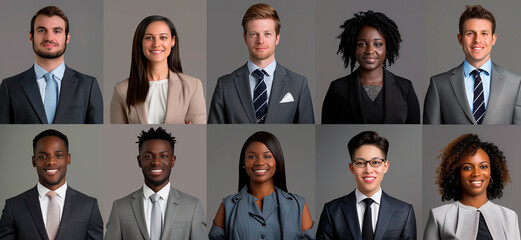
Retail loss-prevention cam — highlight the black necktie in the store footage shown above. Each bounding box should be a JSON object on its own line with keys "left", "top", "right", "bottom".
{"left": 252, "top": 69, "right": 268, "bottom": 124}
{"left": 476, "top": 211, "right": 493, "bottom": 240}
{"left": 362, "top": 198, "right": 374, "bottom": 240}
{"left": 471, "top": 69, "right": 485, "bottom": 124}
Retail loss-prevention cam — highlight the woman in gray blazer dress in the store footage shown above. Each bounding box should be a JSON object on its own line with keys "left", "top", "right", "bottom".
{"left": 424, "top": 134, "right": 520, "bottom": 240}
{"left": 209, "top": 131, "right": 314, "bottom": 240}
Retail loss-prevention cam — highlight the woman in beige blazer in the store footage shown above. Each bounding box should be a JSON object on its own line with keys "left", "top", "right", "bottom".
{"left": 110, "top": 15, "right": 206, "bottom": 124}
{"left": 424, "top": 134, "right": 520, "bottom": 240}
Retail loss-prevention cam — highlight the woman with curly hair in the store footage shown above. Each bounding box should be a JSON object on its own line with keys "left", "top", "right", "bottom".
{"left": 424, "top": 134, "right": 520, "bottom": 239}
{"left": 322, "top": 10, "right": 420, "bottom": 124}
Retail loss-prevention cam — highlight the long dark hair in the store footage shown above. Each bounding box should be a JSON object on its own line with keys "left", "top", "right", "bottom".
{"left": 238, "top": 131, "right": 287, "bottom": 192}
{"left": 126, "top": 15, "right": 183, "bottom": 107}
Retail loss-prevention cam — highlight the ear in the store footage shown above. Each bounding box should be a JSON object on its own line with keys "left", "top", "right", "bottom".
{"left": 137, "top": 155, "right": 142, "bottom": 168}
{"left": 32, "top": 156, "right": 36, "bottom": 167}
{"left": 457, "top": 33, "right": 462, "bottom": 46}
{"left": 244, "top": 33, "right": 247, "bottom": 44}
{"left": 491, "top": 33, "right": 497, "bottom": 46}
{"left": 383, "top": 160, "right": 389, "bottom": 173}
{"left": 30, "top": 33, "right": 34, "bottom": 43}
{"left": 66, "top": 153, "right": 71, "bottom": 165}
{"left": 348, "top": 162, "right": 354, "bottom": 174}
{"left": 171, "top": 155, "right": 176, "bottom": 168}
{"left": 171, "top": 36, "right": 175, "bottom": 48}
{"left": 66, "top": 33, "right": 70, "bottom": 44}
{"left": 275, "top": 33, "right": 280, "bottom": 45}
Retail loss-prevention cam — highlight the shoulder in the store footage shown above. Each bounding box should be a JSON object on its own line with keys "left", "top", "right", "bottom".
{"left": 4, "top": 188, "right": 36, "bottom": 203}
{"left": 276, "top": 64, "right": 306, "bottom": 82}
{"left": 172, "top": 72, "right": 203, "bottom": 90}
{"left": 492, "top": 63, "right": 521, "bottom": 79}
{"left": 430, "top": 65, "right": 462, "bottom": 82}
{"left": 65, "top": 66, "right": 96, "bottom": 82}
{"left": 217, "top": 64, "right": 248, "bottom": 82}
{"left": 2, "top": 67, "right": 34, "bottom": 84}
{"left": 429, "top": 203, "right": 456, "bottom": 217}
{"left": 323, "top": 194, "right": 351, "bottom": 210}
{"left": 67, "top": 186, "right": 98, "bottom": 204}
{"left": 382, "top": 191, "right": 412, "bottom": 207}
{"left": 112, "top": 188, "right": 140, "bottom": 205}
{"left": 171, "top": 187, "right": 201, "bottom": 204}
{"left": 489, "top": 202, "right": 518, "bottom": 219}
{"left": 386, "top": 70, "right": 413, "bottom": 86}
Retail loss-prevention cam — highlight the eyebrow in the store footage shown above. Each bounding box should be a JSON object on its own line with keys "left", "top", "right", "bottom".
{"left": 353, "top": 157, "right": 383, "bottom": 161}
{"left": 247, "top": 150, "right": 271, "bottom": 154}
{"left": 144, "top": 33, "right": 169, "bottom": 35}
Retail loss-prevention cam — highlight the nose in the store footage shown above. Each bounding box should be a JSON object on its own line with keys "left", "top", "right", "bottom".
{"left": 256, "top": 35, "right": 265, "bottom": 44}
{"left": 254, "top": 157, "right": 265, "bottom": 165}
{"left": 365, "top": 44, "right": 375, "bottom": 54}
{"left": 471, "top": 167, "right": 481, "bottom": 177}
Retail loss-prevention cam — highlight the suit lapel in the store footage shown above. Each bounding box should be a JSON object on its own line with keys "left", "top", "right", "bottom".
{"left": 348, "top": 71, "right": 367, "bottom": 123}
{"left": 233, "top": 64, "right": 256, "bottom": 123}
{"left": 482, "top": 63, "right": 505, "bottom": 123}
{"left": 164, "top": 71, "right": 180, "bottom": 124}
{"left": 264, "top": 64, "right": 287, "bottom": 123}
{"left": 130, "top": 189, "right": 149, "bottom": 239}
{"left": 161, "top": 187, "right": 180, "bottom": 240}
{"left": 276, "top": 189, "right": 299, "bottom": 240}
{"left": 20, "top": 67, "right": 47, "bottom": 123}
{"left": 25, "top": 186, "right": 49, "bottom": 240}
{"left": 341, "top": 191, "right": 362, "bottom": 239}
{"left": 54, "top": 67, "right": 78, "bottom": 123}
{"left": 373, "top": 191, "right": 395, "bottom": 240}
{"left": 382, "top": 69, "right": 405, "bottom": 123}
{"left": 55, "top": 187, "right": 76, "bottom": 239}
{"left": 449, "top": 64, "right": 476, "bottom": 123}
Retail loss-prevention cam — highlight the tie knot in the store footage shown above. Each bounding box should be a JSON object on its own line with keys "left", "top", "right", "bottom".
{"left": 46, "top": 191, "right": 58, "bottom": 199}
{"left": 471, "top": 69, "right": 483, "bottom": 78}
{"left": 252, "top": 69, "right": 264, "bottom": 80}
{"left": 363, "top": 198, "right": 374, "bottom": 206}
{"left": 44, "top": 72, "right": 54, "bottom": 82}
{"left": 150, "top": 193, "right": 161, "bottom": 203}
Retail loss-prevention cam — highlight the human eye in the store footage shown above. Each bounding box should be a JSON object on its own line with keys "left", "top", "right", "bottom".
{"left": 354, "top": 160, "right": 365, "bottom": 167}
{"left": 247, "top": 154, "right": 256, "bottom": 159}
{"left": 480, "top": 164, "right": 489, "bottom": 169}
{"left": 160, "top": 36, "right": 168, "bottom": 40}
{"left": 462, "top": 165, "right": 472, "bottom": 171}
{"left": 144, "top": 36, "right": 152, "bottom": 40}
{"left": 357, "top": 42, "right": 367, "bottom": 47}
{"left": 37, "top": 29, "right": 45, "bottom": 33}
{"left": 55, "top": 153, "right": 63, "bottom": 158}
{"left": 250, "top": 33, "right": 257, "bottom": 38}
{"left": 370, "top": 159, "right": 382, "bottom": 166}
{"left": 374, "top": 42, "right": 383, "bottom": 47}
{"left": 38, "top": 154, "right": 47, "bottom": 159}
{"left": 54, "top": 29, "right": 62, "bottom": 34}
{"left": 142, "top": 154, "right": 153, "bottom": 159}
{"left": 160, "top": 154, "right": 169, "bottom": 158}
{"left": 263, "top": 154, "right": 272, "bottom": 159}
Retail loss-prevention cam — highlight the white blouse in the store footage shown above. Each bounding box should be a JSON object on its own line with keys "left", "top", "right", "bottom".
{"left": 146, "top": 79, "right": 168, "bottom": 124}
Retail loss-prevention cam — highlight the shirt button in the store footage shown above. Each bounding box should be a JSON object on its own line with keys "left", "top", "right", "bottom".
{"left": 261, "top": 234, "right": 265, "bottom": 239}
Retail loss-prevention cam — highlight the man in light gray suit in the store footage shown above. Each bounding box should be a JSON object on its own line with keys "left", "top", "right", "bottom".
{"left": 424, "top": 5, "right": 521, "bottom": 124}
{"left": 208, "top": 3, "right": 314, "bottom": 124}
{"left": 105, "top": 127, "right": 206, "bottom": 240}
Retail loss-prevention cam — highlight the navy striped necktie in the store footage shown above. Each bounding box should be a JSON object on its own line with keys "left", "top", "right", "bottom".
{"left": 471, "top": 69, "right": 485, "bottom": 124}
{"left": 252, "top": 69, "right": 268, "bottom": 124}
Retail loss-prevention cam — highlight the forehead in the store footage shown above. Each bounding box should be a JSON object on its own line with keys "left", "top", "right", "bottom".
{"left": 34, "top": 15, "right": 66, "bottom": 29}
{"left": 462, "top": 18, "right": 493, "bottom": 31}
{"left": 246, "top": 141, "right": 270, "bottom": 152}
{"left": 246, "top": 18, "right": 277, "bottom": 32}
{"left": 140, "top": 139, "right": 172, "bottom": 152}
{"left": 35, "top": 136, "right": 66, "bottom": 150}
{"left": 353, "top": 144, "right": 384, "bottom": 158}
{"left": 357, "top": 25, "right": 384, "bottom": 39}
{"left": 461, "top": 148, "right": 490, "bottom": 164}
{"left": 145, "top": 21, "right": 171, "bottom": 34}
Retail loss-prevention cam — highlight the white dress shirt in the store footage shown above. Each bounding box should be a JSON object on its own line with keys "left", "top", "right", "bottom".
{"left": 355, "top": 188, "right": 382, "bottom": 233}
{"left": 143, "top": 182, "right": 170, "bottom": 236}
{"left": 37, "top": 182, "right": 67, "bottom": 227}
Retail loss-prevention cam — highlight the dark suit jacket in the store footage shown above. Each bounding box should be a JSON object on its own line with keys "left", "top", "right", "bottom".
{"left": 208, "top": 63, "right": 315, "bottom": 124}
{"left": 0, "top": 66, "right": 103, "bottom": 124}
{"left": 317, "top": 190, "right": 416, "bottom": 240}
{"left": 322, "top": 68, "right": 420, "bottom": 124}
{"left": 0, "top": 186, "right": 103, "bottom": 240}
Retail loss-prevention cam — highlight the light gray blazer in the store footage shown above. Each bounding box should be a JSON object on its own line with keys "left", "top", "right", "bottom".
{"left": 423, "top": 201, "right": 520, "bottom": 240}
{"left": 423, "top": 62, "right": 521, "bottom": 124}
{"left": 105, "top": 186, "right": 207, "bottom": 240}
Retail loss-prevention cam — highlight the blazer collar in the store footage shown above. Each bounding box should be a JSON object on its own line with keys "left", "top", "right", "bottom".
{"left": 482, "top": 62, "right": 505, "bottom": 124}
{"left": 54, "top": 66, "right": 78, "bottom": 123}
{"left": 25, "top": 186, "right": 49, "bottom": 240}
{"left": 233, "top": 64, "right": 256, "bottom": 123}
{"left": 162, "top": 186, "right": 181, "bottom": 239}
{"left": 264, "top": 63, "right": 288, "bottom": 123}
{"left": 373, "top": 191, "right": 396, "bottom": 240}
{"left": 130, "top": 188, "right": 149, "bottom": 239}
{"left": 55, "top": 186, "right": 78, "bottom": 240}
{"left": 341, "top": 190, "right": 362, "bottom": 239}
{"left": 20, "top": 67, "right": 47, "bottom": 123}
{"left": 382, "top": 68, "right": 407, "bottom": 123}
{"left": 450, "top": 63, "right": 477, "bottom": 123}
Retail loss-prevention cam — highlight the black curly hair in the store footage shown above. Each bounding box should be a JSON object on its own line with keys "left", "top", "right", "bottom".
{"left": 136, "top": 127, "right": 176, "bottom": 153}
{"left": 337, "top": 10, "right": 402, "bottom": 72}
{"left": 436, "top": 134, "right": 510, "bottom": 201}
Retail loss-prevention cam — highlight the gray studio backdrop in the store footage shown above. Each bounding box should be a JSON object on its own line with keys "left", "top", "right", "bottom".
{"left": 103, "top": 0, "right": 206, "bottom": 123}
{"left": 0, "top": 125, "right": 104, "bottom": 215}
{"left": 316, "top": 125, "right": 422, "bottom": 239}
{"left": 422, "top": 0, "right": 521, "bottom": 106}
{"left": 206, "top": 125, "right": 316, "bottom": 228}
{"left": 315, "top": 0, "right": 424, "bottom": 122}
{"left": 207, "top": 0, "right": 316, "bottom": 122}
{"left": 102, "top": 125, "right": 207, "bottom": 224}
{"left": 422, "top": 125, "right": 521, "bottom": 236}
{"left": 0, "top": 0, "right": 103, "bottom": 91}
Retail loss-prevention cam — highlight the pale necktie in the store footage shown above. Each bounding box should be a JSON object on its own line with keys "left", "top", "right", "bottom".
{"left": 252, "top": 69, "right": 268, "bottom": 124}
{"left": 150, "top": 193, "right": 162, "bottom": 240}
{"left": 46, "top": 191, "right": 60, "bottom": 240}
{"left": 44, "top": 72, "right": 58, "bottom": 124}
{"left": 471, "top": 69, "right": 485, "bottom": 124}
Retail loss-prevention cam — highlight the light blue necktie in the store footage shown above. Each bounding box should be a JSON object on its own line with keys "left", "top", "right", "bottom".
{"left": 44, "top": 72, "right": 58, "bottom": 124}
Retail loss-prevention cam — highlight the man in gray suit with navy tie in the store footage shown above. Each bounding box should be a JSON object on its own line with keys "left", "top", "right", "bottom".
{"left": 105, "top": 127, "right": 206, "bottom": 240}
{"left": 424, "top": 5, "right": 521, "bottom": 124}
{"left": 0, "top": 6, "right": 103, "bottom": 124}
{"left": 208, "top": 3, "right": 314, "bottom": 124}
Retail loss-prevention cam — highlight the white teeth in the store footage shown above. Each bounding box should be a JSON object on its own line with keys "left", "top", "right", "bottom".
{"left": 47, "top": 169, "right": 57, "bottom": 173}
{"left": 363, "top": 177, "right": 375, "bottom": 180}
{"left": 151, "top": 169, "right": 163, "bottom": 173}
{"left": 471, "top": 181, "right": 482, "bottom": 184}
{"left": 254, "top": 169, "right": 267, "bottom": 173}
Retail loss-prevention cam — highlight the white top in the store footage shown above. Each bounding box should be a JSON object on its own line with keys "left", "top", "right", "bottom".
{"left": 143, "top": 182, "right": 170, "bottom": 236}
{"left": 355, "top": 188, "right": 382, "bottom": 233}
{"left": 37, "top": 182, "right": 67, "bottom": 227}
{"left": 146, "top": 79, "right": 169, "bottom": 124}
{"left": 34, "top": 61, "right": 66, "bottom": 103}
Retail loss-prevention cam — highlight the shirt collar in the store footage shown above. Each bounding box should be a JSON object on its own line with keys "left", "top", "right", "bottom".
{"left": 34, "top": 61, "right": 66, "bottom": 80}
{"left": 463, "top": 59, "right": 492, "bottom": 78}
{"left": 143, "top": 182, "right": 170, "bottom": 201}
{"left": 37, "top": 181, "right": 68, "bottom": 199}
{"left": 247, "top": 59, "right": 277, "bottom": 77}
{"left": 355, "top": 187, "right": 382, "bottom": 205}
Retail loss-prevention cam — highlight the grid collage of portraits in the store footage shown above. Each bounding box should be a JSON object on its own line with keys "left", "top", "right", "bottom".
{"left": 1, "top": 0, "right": 521, "bottom": 239}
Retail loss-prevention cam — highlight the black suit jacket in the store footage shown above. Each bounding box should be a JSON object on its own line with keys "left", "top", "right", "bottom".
{"left": 317, "top": 190, "right": 416, "bottom": 240}
{"left": 321, "top": 68, "right": 420, "bottom": 124}
{"left": 0, "top": 186, "right": 103, "bottom": 240}
{"left": 0, "top": 66, "right": 103, "bottom": 124}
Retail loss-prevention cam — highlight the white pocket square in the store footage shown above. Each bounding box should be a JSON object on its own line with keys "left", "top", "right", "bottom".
{"left": 280, "top": 92, "right": 294, "bottom": 103}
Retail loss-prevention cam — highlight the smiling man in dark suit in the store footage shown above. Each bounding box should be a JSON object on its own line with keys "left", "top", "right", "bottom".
{"left": 0, "top": 6, "right": 103, "bottom": 124}
{"left": 208, "top": 3, "right": 314, "bottom": 124}
{"left": 317, "top": 131, "right": 416, "bottom": 240}
{"left": 0, "top": 129, "right": 103, "bottom": 240}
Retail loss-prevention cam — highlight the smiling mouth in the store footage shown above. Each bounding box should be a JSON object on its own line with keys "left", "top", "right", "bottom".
{"left": 46, "top": 169, "right": 58, "bottom": 175}
{"left": 470, "top": 180, "right": 483, "bottom": 186}
{"left": 252, "top": 169, "right": 269, "bottom": 175}
{"left": 150, "top": 50, "right": 164, "bottom": 54}
{"left": 363, "top": 177, "right": 376, "bottom": 183}
{"left": 150, "top": 169, "right": 164, "bottom": 175}
{"left": 471, "top": 47, "right": 484, "bottom": 50}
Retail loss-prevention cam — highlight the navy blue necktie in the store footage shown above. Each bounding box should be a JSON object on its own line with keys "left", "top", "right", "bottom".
{"left": 252, "top": 69, "right": 268, "bottom": 124}
{"left": 471, "top": 69, "right": 485, "bottom": 124}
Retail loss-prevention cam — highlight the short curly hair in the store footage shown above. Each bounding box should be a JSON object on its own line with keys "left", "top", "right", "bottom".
{"left": 436, "top": 134, "right": 510, "bottom": 201}
{"left": 136, "top": 127, "right": 176, "bottom": 153}
{"left": 337, "top": 10, "right": 402, "bottom": 72}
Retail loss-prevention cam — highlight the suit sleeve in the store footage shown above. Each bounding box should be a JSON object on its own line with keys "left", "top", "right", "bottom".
{"left": 423, "top": 77, "right": 442, "bottom": 124}
{"left": 0, "top": 200, "right": 16, "bottom": 240}
{"left": 190, "top": 199, "right": 207, "bottom": 240}
{"left": 208, "top": 78, "right": 226, "bottom": 124}
{"left": 423, "top": 209, "right": 440, "bottom": 240}
{"left": 316, "top": 203, "right": 333, "bottom": 240}
{"left": 405, "top": 81, "right": 421, "bottom": 124}
{"left": 321, "top": 81, "right": 341, "bottom": 124}
{"left": 295, "top": 77, "right": 315, "bottom": 124}
{"left": 401, "top": 204, "right": 417, "bottom": 240}
{"left": 85, "top": 77, "right": 103, "bottom": 124}
{"left": 0, "top": 79, "right": 11, "bottom": 124}
{"left": 105, "top": 201, "right": 122, "bottom": 240}
{"left": 110, "top": 84, "right": 129, "bottom": 124}
{"left": 86, "top": 199, "right": 103, "bottom": 240}
{"left": 185, "top": 78, "right": 207, "bottom": 124}
{"left": 512, "top": 79, "right": 521, "bottom": 124}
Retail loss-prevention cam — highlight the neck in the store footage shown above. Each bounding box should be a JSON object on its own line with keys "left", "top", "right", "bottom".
{"left": 35, "top": 56, "right": 64, "bottom": 73}
{"left": 146, "top": 61, "right": 170, "bottom": 81}
{"left": 468, "top": 58, "right": 488, "bottom": 69}
{"left": 359, "top": 67, "right": 384, "bottom": 86}
{"left": 145, "top": 180, "right": 169, "bottom": 193}
{"left": 250, "top": 56, "right": 274, "bottom": 69}
{"left": 359, "top": 186, "right": 380, "bottom": 198}
{"left": 459, "top": 194, "right": 488, "bottom": 208}
{"left": 248, "top": 181, "right": 275, "bottom": 200}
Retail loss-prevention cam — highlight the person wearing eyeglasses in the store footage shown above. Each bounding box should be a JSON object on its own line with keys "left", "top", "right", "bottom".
{"left": 316, "top": 131, "right": 416, "bottom": 240}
